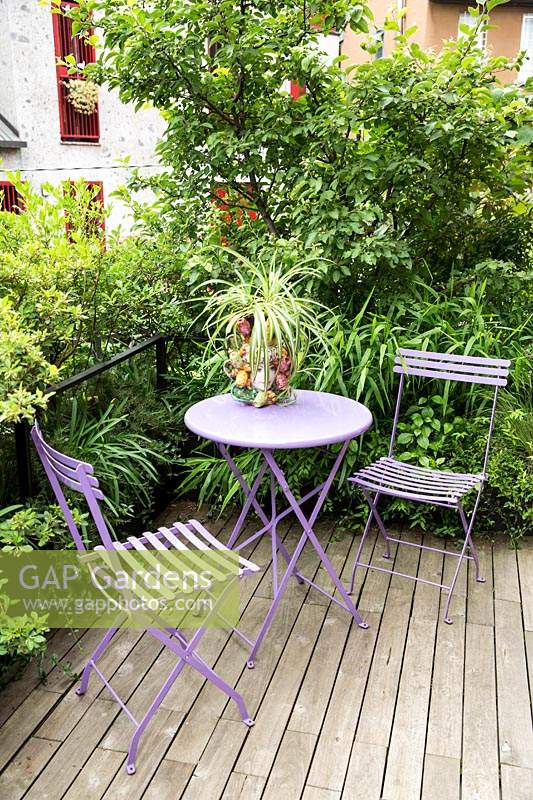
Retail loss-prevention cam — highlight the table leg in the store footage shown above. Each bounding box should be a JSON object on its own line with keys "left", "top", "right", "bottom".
{"left": 271, "top": 471, "right": 278, "bottom": 596}
{"left": 246, "top": 446, "right": 368, "bottom": 666}
{"left": 218, "top": 443, "right": 303, "bottom": 582}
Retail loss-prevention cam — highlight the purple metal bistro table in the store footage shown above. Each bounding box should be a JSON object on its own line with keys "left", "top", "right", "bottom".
{"left": 184, "top": 389, "right": 373, "bottom": 667}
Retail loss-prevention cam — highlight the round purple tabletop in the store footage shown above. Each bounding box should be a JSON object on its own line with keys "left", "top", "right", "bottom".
{"left": 184, "top": 390, "right": 373, "bottom": 450}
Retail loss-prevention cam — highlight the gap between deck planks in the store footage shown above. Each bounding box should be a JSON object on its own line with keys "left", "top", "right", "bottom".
{"left": 1, "top": 518, "right": 532, "bottom": 800}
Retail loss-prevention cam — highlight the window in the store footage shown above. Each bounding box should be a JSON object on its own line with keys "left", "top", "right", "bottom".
{"left": 289, "top": 82, "right": 306, "bottom": 99}
{"left": 212, "top": 186, "right": 257, "bottom": 226}
{"left": 374, "top": 29, "right": 384, "bottom": 60}
{"left": 52, "top": 2, "right": 99, "bottom": 142}
{"left": 518, "top": 14, "right": 533, "bottom": 85}
{"left": 65, "top": 180, "right": 105, "bottom": 240}
{"left": 458, "top": 12, "right": 487, "bottom": 51}
{"left": 0, "top": 182, "right": 23, "bottom": 213}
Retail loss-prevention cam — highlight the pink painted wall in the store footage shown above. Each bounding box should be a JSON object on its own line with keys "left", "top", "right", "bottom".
{"left": 342, "top": 3, "right": 527, "bottom": 83}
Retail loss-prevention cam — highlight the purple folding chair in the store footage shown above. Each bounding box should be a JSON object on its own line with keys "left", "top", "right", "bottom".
{"left": 31, "top": 421, "right": 259, "bottom": 774}
{"left": 348, "top": 348, "right": 510, "bottom": 624}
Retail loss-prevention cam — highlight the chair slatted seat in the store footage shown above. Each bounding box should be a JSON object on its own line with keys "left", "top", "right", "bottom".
{"left": 351, "top": 457, "right": 484, "bottom": 506}
{"left": 97, "top": 521, "right": 257, "bottom": 581}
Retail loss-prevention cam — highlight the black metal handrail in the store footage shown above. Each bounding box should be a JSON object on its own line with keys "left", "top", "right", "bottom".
{"left": 44, "top": 334, "right": 168, "bottom": 396}
{"left": 14, "top": 334, "right": 179, "bottom": 500}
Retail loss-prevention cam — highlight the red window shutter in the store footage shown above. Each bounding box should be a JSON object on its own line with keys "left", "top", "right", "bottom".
{"left": 64, "top": 180, "right": 105, "bottom": 241}
{"left": 290, "top": 82, "right": 306, "bottom": 99}
{"left": 0, "top": 182, "right": 24, "bottom": 213}
{"left": 52, "top": 2, "right": 99, "bottom": 142}
{"left": 212, "top": 185, "right": 258, "bottom": 226}
{"left": 86, "top": 180, "right": 105, "bottom": 233}
{"left": 211, "top": 185, "right": 258, "bottom": 245}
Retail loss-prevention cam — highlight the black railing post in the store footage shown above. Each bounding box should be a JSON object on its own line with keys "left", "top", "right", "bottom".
{"left": 155, "top": 336, "right": 167, "bottom": 391}
{"left": 14, "top": 421, "right": 33, "bottom": 501}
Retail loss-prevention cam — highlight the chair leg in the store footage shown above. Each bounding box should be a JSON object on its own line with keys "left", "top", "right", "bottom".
{"left": 361, "top": 490, "right": 391, "bottom": 560}
{"left": 126, "top": 627, "right": 254, "bottom": 774}
{"left": 443, "top": 501, "right": 483, "bottom": 624}
{"left": 349, "top": 509, "right": 373, "bottom": 595}
{"left": 349, "top": 490, "right": 391, "bottom": 594}
{"left": 76, "top": 627, "right": 118, "bottom": 696}
{"left": 458, "top": 504, "right": 485, "bottom": 584}
{"left": 126, "top": 655, "right": 188, "bottom": 774}
{"left": 348, "top": 489, "right": 390, "bottom": 594}
{"left": 187, "top": 649, "right": 254, "bottom": 726}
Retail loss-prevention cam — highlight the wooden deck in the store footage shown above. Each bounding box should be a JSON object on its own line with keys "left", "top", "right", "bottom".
{"left": 1, "top": 510, "right": 532, "bottom": 800}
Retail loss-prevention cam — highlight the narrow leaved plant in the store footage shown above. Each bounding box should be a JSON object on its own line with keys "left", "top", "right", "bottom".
{"left": 198, "top": 249, "right": 332, "bottom": 403}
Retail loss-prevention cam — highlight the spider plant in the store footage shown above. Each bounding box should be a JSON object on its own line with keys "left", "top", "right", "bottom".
{"left": 199, "top": 249, "right": 331, "bottom": 398}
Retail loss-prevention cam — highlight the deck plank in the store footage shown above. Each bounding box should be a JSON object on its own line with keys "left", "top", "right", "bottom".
{"left": 421, "top": 754, "right": 460, "bottom": 800}
{"left": 261, "top": 729, "right": 317, "bottom": 799}
{"left": 62, "top": 748, "right": 124, "bottom": 800}
{"left": 235, "top": 602, "right": 327, "bottom": 778}
{"left": 0, "top": 628, "right": 85, "bottom": 727}
{"left": 526, "top": 630, "right": 533, "bottom": 710}
{"left": 342, "top": 741, "right": 387, "bottom": 800}
{"left": 143, "top": 760, "right": 195, "bottom": 800}
{"left": 461, "top": 622, "right": 500, "bottom": 800}
{"left": 0, "top": 688, "right": 62, "bottom": 772}
{"left": 410, "top": 534, "right": 444, "bottom": 621}
{"left": 466, "top": 539, "right": 494, "bottom": 627}
{"left": 382, "top": 618, "right": 437, "bottom": 800}
{"left": 0, "top": 737, "right": 60, "bottom": 800}
{"left": 356, "top": 529, "right": 399, "bottom": 614}
{"left": 494, "top": 598, "right": 533, "bottom": 768}
{"left": 221, "top": 772, "right": 266, "bottom": 799}
{"left": 426, "top": 541, "right": 467, "bottom": 761}
{"left": 24, "top": 698, "right": 118, "bottom": 800}
{"left": 305, "top": 612, "right": 380, "bottom": 792}
{"left": 304, "top": 523, "right": 354, "bottom": 606}
{"left": 302, "top": 786, "right": 341, "bottom": 800}
{"left": 383, "top": 542, "right": 442, "bottom": 800}
{"left": 180, "top": 719, "right": 249, "bottom": 800}
{"left": 101, "top": 710, "right": 184, "bottom": 800}
{"left": 287, "top": 533, "right": 375, "bottom": 736}
{"left": 517, "top": 545, "right": 533, "bottom": 631}
{"left": 493, "top": 538, "right": 521, "bottom": 603}
{"left": 306, "top": 534, "right": 414, "bottom": 792}
{"left": 353, "top": 538, "right": 420, "bottom": 750}
{"left": 501, "top": 764, "right": 533, "bottom": 800}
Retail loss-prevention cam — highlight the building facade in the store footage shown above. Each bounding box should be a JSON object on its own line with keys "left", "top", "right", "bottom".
{"left": 343, "top": 0, "right": 533, "bottom": 84}
{"left": 0, "top": 0, "right": 165, "bottom": 229}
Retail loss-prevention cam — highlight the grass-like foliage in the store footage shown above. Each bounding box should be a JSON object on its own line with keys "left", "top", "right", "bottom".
{"left": 199, "top": 249, "right": 331, "bottom": 383}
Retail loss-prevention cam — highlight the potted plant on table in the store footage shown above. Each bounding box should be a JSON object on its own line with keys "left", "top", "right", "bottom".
{"left": 201, "top": 250, "right": 329, "bottom": 408}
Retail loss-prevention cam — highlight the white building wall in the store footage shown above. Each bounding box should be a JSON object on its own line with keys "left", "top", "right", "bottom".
{"left": 0, "top": 0, "right": 165, "bottom": 231}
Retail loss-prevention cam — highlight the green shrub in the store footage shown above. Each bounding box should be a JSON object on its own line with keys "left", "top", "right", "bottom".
{"left": 0, "top": 576, "right": 49, "bottom": 685}
{"left": 0, "top": 297, "right": 59, "bottom": 424}
{"left": 75, "top": 1, "right": 532, "bottom": 296}
{"left": 0, "top": 504, "right": 89, "bottom": 552}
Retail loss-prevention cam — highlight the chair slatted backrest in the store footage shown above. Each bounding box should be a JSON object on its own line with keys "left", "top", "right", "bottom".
{"left": 393, "top": 348, "right": 510, "bottom": 386}
{"left": 390, "top": 348, "right": 511, "bottom": 474}
{"left": 31, "top": 422, "right": 114, "bottom": 551}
